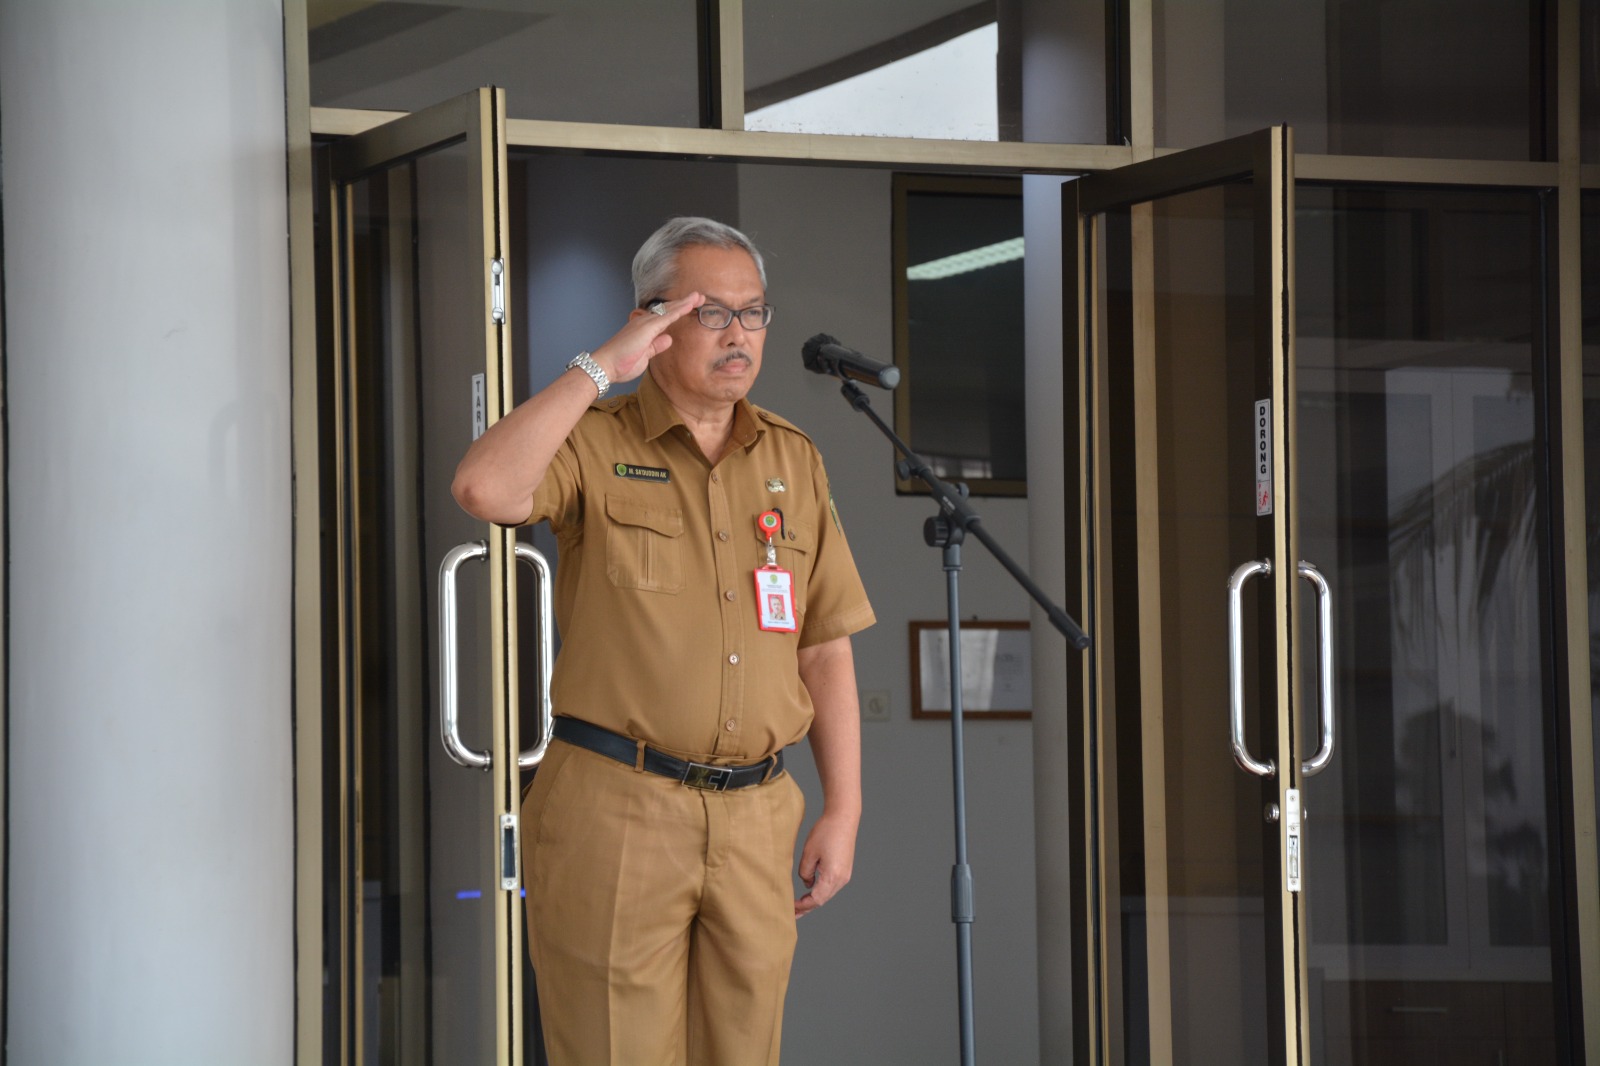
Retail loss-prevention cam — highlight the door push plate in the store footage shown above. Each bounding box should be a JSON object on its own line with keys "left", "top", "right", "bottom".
{"left": 1254, "top": 398, "right": 1272, "bottom": 515}
{"left": 1284, "top": 788, "right": 1302, "bottom": 893}
{"left": 500, "top": 813, "right": 520, "bottom": 891}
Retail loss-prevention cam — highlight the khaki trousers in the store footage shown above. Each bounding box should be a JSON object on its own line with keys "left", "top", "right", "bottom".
{"left": 523, "top": 739, "right": 805, "bottom": 1066}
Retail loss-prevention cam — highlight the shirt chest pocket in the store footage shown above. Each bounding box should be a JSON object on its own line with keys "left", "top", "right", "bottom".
{"left": 605, "top": 494, "right": 685, "bottom": 594}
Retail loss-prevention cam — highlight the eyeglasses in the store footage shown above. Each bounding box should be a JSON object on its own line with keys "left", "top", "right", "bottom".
{"left": 649, "top": 299, "right": 774, "bottom": 331}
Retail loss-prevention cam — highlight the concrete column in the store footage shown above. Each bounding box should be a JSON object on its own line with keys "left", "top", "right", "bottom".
{"left": 2, "top": 2, "right": 295, "bottom": 1062}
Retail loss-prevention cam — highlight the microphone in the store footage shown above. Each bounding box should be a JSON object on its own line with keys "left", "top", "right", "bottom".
{"left": 802, "top": 334, "right": 901, "bottom": 390}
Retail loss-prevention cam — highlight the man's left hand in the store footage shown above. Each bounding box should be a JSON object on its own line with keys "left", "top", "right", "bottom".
{"left": 795, "top": 810, "right": 858, "bottom": 917}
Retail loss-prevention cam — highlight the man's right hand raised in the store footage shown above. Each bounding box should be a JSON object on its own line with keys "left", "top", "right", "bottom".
{"left": 451, "top": 292, "right": 705, "bottom": 526}
{"left": 591, "top": 292, "right": 705, "bottom": 385}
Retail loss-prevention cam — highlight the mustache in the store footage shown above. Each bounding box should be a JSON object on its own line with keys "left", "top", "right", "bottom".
{"left": 712, "top": 350, "right": 753, "bottom": 370}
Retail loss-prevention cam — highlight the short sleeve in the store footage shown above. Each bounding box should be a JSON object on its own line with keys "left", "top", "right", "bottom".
{"left": 797, "top": 449, "right": 876, "bottom": 647}
{"left": 524, "top": 436, "right": 583, "bottom": 533}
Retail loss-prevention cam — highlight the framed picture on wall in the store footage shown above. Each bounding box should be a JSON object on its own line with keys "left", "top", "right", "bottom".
{"left": 909, "top": 620, "right": 1031, "bottom": 719}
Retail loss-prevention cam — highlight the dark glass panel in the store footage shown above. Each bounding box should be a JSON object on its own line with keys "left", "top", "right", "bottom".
{"left": 896, "top": 178, "right": 1026, "bottom": 490}
{"left": 1299, "top": 185, "right": 1557, "bottom": 1063}
{"left": 1098, "top": 181, "right": 1277, "bottom": 1065}
{"left": 1584, "top": 0, "right": 1600, "bottom": 162}
{"left": 310, "top": 0, "right": 702, "bottom": 127}
{"left": 1155, "top": 0, "right": 1544, "bottom": 160}
{"left": 1584, "top": 193, "right": 1600, "bottom": 978}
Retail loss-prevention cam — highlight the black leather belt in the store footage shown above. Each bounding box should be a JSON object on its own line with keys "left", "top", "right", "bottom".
{"left": 552, "top": 716, "right": 783, "bottom": 792}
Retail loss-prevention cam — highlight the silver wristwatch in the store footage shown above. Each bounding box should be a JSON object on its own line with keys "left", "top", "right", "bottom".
{"left": 566, "top": 350, "right": 610, "bottom": 399}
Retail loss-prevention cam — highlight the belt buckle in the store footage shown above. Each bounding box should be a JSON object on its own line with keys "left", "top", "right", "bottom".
{"left": 682, "top": 761, "right": 733, "bottom": 791}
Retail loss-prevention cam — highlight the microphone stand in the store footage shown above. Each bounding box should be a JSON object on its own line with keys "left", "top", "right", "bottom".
{"left": 827, "top": 376, "right": 1089, "bottom": 1066}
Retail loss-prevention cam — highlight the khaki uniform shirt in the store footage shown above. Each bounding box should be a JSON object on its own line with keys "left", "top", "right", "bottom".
{"left": 526, "top": 371, "right": 875, "bottom": 762}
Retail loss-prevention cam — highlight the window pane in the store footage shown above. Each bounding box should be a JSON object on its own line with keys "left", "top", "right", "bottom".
{"left": 309, "top": 0, "right": 701, "bottom": 127}
{"left": 1298, "top": 189, "right": 1556, "bottom": 1056}
{"left": 744, "top": 0, "right": 1018, "bottom": 141}
{"left": 1585, "top": 0, "right": 1600, "bottom": 163}
{"left": 894, "top": 177, "right": 1025, "bottom": 492}
{"left": 1155, "top": 0, "right": 1544, "bottom": 159}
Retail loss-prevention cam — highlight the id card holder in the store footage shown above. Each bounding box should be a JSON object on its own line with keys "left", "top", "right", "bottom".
{"left": 755, "top": 566, "right": 798, "bottom": 632}
{"left": 753, "top": 511, "right": 797, "bottom": 632}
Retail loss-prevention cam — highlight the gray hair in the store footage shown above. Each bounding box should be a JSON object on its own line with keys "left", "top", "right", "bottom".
{"left": 631, "top": 216, "right": 767, "bottom": 307}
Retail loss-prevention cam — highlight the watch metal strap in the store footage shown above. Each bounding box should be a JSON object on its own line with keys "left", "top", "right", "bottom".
{"left": 567, "top": 350, "right": 609, "bottom": 399}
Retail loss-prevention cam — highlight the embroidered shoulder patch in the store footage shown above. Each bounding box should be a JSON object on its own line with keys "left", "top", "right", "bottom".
{"left": 614, "top": 462, "right": 671, "bottom": 484}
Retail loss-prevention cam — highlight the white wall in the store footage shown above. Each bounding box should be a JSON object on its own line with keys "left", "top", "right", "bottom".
{"left": 0, "top": 3, "right": 296, "bottom": 1063}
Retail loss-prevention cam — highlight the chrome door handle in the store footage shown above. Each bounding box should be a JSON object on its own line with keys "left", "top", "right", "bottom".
{"left": 1227, "top": 559, "right": 1276, "bottom": 777}
{"left": 1297, "top": 561, "right": 1335, "bottom": 776}
{"left": 514, "top": 542, "right": 555, "bottom": 769}
{"left": 439, "top": 540, "right": 492, "bottom": 770}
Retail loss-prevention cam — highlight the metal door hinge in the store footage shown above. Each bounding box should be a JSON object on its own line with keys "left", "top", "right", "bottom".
{"left": 490, "top": 258, "right": 506, "bottom": 324}
{"left": 499, "top": 813, "right": 520, "bottom": 891}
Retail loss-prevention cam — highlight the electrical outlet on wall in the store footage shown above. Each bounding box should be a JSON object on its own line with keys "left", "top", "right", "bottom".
{"left": 860, "top": 690, "right": 891, "bottom": 722}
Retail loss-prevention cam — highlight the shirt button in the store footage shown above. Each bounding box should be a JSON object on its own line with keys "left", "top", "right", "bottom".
{"left": 728, "top": 653, "right": 740, "bottom": 665}
{"left": 725, "top": 719, "right": 738, "bottom": 732}
{"left": 711, "top": 473, "right": 721, "bottom": 484}
{"left": 717, "top": 531, "right": 729, "bottom": 541}
{"left": 724, "top": 589, "right": 736, "bottom": 602}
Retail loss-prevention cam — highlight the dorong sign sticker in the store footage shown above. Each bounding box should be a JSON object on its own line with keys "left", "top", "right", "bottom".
{"left": 1255, "top": 399, "right": 1272, "bottom": 516}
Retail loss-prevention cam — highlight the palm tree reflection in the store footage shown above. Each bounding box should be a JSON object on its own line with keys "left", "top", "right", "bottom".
{"left": 1370, "top": 434, "right": 1550, "bottom": 947}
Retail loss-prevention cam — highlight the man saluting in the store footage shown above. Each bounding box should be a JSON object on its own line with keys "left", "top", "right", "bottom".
{"left": 452, "top": 216, "right": 875, "bottom": 1065}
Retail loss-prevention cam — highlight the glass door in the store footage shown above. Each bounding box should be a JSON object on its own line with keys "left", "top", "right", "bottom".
{"left": 329, "top": 88, "right": 527, "bottom": 1066}
{"left": 1067, "top": 127, "right": 1310, "bottom": 1065}
{"left": 1068, "top": 136, "right": 1570, "bottom": 1066}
